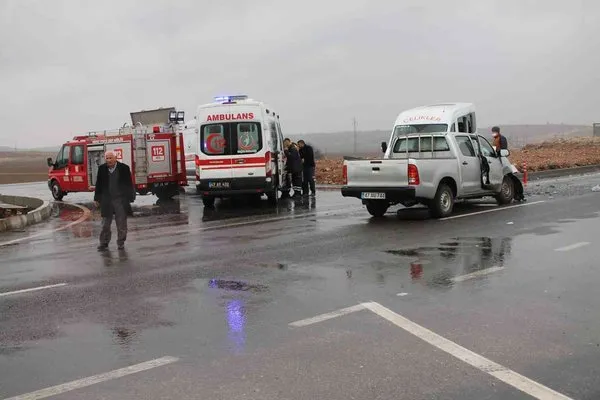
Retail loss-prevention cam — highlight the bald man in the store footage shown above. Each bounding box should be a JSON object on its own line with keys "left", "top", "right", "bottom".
{"left": 94, "top": 151, "right": 135, "bottom": 250}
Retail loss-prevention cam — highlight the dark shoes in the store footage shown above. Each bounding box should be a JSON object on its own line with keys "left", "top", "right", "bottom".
{"left": 97, "top": 244, "right": 108, "bottom": 251}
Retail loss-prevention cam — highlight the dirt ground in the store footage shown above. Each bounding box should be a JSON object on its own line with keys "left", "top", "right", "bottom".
{"left": 0, "top": 152, "right": 54, "bottom": 184}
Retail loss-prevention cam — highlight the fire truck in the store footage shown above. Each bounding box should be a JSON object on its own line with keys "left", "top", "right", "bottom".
{"left": 47, "top": 107, "right": 188, "bottom": 201}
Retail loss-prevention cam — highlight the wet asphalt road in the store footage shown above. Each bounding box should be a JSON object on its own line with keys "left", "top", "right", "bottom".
{"left": 1, "top": 176, "right": 600, "bottom": 399}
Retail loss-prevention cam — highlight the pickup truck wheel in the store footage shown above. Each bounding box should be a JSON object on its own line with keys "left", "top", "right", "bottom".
{"left": 366, "top": 200, "right": 389, "bottom": 218}
{"left": 430, "top": 183, "right": 454, "bottom": 218}
{"left": 495, "top": 176, "right": 514, "bottom": 205}
{"left": 50, "top": 180, "right": 64, "bottom": 201}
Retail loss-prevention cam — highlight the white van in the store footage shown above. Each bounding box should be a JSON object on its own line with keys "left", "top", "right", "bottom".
{"left": 195, "top": 95, "right": 286, "bottom": 207}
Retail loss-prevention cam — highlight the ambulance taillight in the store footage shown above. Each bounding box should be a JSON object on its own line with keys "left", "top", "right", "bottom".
{"left": 265, "top": 151, "right": 272, "bottom": 177}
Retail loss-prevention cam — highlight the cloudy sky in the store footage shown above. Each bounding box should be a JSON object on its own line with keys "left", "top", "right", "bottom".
{"left": 1, "top": 0, "right": 599, "bottom": 148}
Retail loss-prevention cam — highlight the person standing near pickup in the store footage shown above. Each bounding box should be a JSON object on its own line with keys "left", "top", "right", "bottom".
{"left": 298, "top": 140, "right": 316, "bottom": 197}
{"left": 283, "top": 138, "right": 303, "bottom": 198}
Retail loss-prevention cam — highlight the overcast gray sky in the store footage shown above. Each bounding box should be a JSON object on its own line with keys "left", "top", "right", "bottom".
{"left": 1, "top": 0, "right": 599, "bottom": 148}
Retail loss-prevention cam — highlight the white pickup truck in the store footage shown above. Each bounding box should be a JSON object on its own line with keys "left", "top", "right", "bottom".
{"left": 341, "top": 103, "right": 522, "bottom": 218}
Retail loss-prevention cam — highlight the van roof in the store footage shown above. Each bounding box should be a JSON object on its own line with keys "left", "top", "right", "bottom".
{"left": 394, "top": 103, "right": 475, "bottom": 126}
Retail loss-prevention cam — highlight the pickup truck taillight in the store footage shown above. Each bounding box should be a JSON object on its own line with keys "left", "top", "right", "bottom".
{"left": 343, "top": 164, "right": 348, "bottom": 185}
{"left": 408, "top": 163, "right": 420, "bottom": 185}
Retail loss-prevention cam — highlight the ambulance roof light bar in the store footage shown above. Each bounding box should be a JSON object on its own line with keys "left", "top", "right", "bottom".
{"left": 214, "top": 94, "right": 248, "bottom": 104}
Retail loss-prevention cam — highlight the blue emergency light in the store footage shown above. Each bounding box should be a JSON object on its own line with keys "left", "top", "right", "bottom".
{"left": 214, "top": 94, "right": 249, "bottom": 103}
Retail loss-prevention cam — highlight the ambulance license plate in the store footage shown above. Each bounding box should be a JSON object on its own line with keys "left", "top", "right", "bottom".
{"left": 209, "top": 181, "right": 230, "bottom": 189}
{"left": 361, "top": 192, "right": 385, "bottom": 199}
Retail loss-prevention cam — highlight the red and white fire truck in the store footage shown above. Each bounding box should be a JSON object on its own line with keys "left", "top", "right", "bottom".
{"left": 47, "top": 108, "right": 188, "bottom": 201}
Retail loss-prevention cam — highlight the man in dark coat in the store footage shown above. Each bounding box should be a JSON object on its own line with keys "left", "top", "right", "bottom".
{"left": 94, "top": 151, "right": 135, "bottom": 250}
{"left": 283, "top": 138, "right": 303, "bottom": 198}
{"left": 298, "top": 139, "right": 316, "bottom": 197}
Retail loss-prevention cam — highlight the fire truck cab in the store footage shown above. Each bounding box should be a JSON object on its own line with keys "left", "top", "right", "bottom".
{"left": 47, "top": 108, "right": 188, "bottom": 201}
{"left": 195, "top": 95, "right": 287, "bottom": 207}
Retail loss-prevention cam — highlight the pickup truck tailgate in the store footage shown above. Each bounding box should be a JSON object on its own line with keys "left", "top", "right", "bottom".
{"left": 346, "top": 159, "right": 408, "bottom": 186}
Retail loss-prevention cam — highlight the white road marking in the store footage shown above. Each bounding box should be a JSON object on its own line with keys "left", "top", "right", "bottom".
{"left": 0, "top": 202, "right": 90, "bottom": 247}
{"left": 439, "top": 201, "right": 545, "bottom": 221}
{"left": 554, "top": 242, "right": 590, "bottom": 252}
{"left": 361, "top": 302, "right": 573, "bottom": 400}
{"left": 396, "top": 292, "right": 409, "bottom": 297}
{"left": 0, "top": 283, "right": 68, "bottom": 297}
{"left": 451, "top": 266, "right": 506, "bottom": 283}
{"left": 289, "top": 304, "right": 366, "bottom": 327}
{"left": 4, "top": 356, "right": 179, "bottom": 400}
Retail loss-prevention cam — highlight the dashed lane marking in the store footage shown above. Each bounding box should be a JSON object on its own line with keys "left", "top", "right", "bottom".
{"left": 451, "top": 266, "right": 505, "bottom": 283}
{"left": 554, "top": 242, "right": 590, "bottom": 252}
{"left": 3, "top": 356, "right": 179, "bottom": 400}
{"left": 0, "top": 283, "right": 67, "bottom": 297}
{"left": 439, "top": 201, "right": 545, "bottom": 221}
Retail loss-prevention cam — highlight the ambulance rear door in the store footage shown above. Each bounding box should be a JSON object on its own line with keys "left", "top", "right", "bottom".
{"left": 198, "top": 118, "right": 234, "bottom": 188}
{"left": 230, "top": 116, "right": 266, "bottom": 182}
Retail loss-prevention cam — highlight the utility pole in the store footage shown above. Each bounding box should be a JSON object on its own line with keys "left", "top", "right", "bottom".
{"left": 353, "top": 117, "right": 357, "bottom": 154}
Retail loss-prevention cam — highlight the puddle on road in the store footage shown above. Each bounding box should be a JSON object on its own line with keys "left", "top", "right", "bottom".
{"left": 208, "top": 279, "right": 269, "bottom": 293}
{"left": 386, "top": 236, "right": 513, "bottom": 288}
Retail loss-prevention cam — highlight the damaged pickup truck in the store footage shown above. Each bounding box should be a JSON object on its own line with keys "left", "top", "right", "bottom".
{"left": 341, "top": 103, "right": 523, "bottom": 218}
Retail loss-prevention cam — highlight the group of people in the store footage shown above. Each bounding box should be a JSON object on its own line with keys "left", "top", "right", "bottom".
{"left": 281, "top": 138, "right": 316, "bottom": 199}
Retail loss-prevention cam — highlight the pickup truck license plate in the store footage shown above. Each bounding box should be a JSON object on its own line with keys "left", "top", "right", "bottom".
{"left": 361, "top": 192, "right": 385, "bottom": 199}
{"left": 209, "top": 181, "right": 230, "bottom": 189}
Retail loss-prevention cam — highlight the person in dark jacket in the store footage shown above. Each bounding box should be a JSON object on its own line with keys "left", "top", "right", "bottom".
{"left": 298, "top": 140, "right": 316, "bottom": 197}
{"left": 492, "top": 126, "right": 525, "bottom": 201}
{"left": 283, "top": 138, "right": 303, "bottom": 198}
{"left": 94, "top": 151, "right": 135, "bottom": 250}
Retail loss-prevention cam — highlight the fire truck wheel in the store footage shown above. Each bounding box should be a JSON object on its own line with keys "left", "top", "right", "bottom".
{"left": 50, "top": 180, "right": 64, "bottom": 201}
{"left": 138, "top": 189, "right": 149, "bottom": 196}
{"left": 202, "top": 196, "right": 215, "bottom": 208}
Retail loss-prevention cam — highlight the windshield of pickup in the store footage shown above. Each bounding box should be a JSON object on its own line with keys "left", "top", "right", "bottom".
{"left": 394, "top": 124, "right": 448, "bottom": 135}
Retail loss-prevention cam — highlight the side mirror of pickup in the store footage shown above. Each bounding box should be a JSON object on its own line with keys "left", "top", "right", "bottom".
{"left": 381, "top": 141, "right": 387, "bottom": 153}
{"left": 47, "top": 157, "right": 54, "bottom": 167}
{"left": 499, "top": 149, "right": 510, "bottom": 157}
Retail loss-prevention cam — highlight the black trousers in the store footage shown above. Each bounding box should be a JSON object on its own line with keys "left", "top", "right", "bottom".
{"left": 302, "top": 166, "right": 316, "bottom": 194}
{"left": 99, "top": 198, "right": 128, "bottom": 246}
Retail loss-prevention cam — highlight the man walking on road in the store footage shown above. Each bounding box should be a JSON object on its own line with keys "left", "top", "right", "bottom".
{"left": 94, "top": 151, "right": 135, "bottom": 251}
{"left": 298, "top": 140, "right": 316, "bottom": 197}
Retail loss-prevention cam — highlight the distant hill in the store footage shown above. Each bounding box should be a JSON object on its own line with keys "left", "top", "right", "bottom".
{"left": 293, "top": 124, "right": 593, "bottom": 156}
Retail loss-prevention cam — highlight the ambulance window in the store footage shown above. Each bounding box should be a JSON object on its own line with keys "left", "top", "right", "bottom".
{"left": 235, "top": 123, "right": 261, "bottom": 154}
{"left": 71, "top": 145, "right": 84, "bottom": 165}
{"left": 201, "top": 124, "right": 227, "bottom": 155}
{"left": 269, "top": 122, "right": 278, "bottom": 149}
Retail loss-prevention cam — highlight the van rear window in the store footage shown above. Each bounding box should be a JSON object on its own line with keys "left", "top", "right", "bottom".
{"left": 393, "top": 137, "right": 450, "bottom": 153}
{"left": 201, "top": 122, "right": 263, "bottom": 156}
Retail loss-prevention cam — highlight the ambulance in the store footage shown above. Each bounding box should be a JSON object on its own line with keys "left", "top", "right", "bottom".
{"left": 194, "top": 95, "right": 287, "bottom": 207}
{"left": 47, "top": 108, "right": 188, "bottom": 201}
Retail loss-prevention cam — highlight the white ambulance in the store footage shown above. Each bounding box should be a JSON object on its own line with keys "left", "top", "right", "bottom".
{"left": 194, "top": 95, "right": 287, "bottom": 207}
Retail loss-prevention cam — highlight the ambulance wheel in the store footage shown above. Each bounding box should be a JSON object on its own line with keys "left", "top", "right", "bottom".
{"left": 202, "top": 196, "right": 215, "bottom": 208}
{"left": 366, "top": 200, "right": 388, "bottom": 218}
{"left": 495, "top": 176, "right": 514, "bottom": 205}
{"left": 50, "top": 180, "right": 64, "bottom": 201}
{"left": 138, "top": 189, "right": 149, "bottom": 196}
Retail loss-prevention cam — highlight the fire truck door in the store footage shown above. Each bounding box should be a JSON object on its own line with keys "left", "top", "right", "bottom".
{"left": 68, "top": 144, "right": 87, "bottom": 191}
